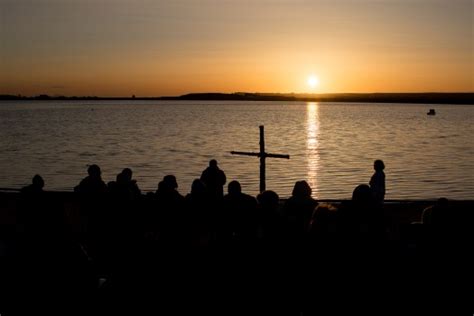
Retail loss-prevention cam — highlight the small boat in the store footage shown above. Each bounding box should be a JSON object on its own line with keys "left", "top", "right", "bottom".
{"left": 427, "top": 109, "right": 436, "bottom": 115}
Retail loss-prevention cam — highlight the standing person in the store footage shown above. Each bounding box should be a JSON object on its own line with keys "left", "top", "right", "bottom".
{"left": 200, "top": 159, "right": 226, "bottom": 199}
{"left": 369, "top": 159, "right": 386, "bottom": 204}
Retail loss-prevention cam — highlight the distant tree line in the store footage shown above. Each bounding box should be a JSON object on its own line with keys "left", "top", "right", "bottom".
{"left": 1, "top": 92, "right": 473, "bottom": 104}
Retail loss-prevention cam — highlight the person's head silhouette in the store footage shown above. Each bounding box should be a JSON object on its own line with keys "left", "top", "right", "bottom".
{"left": 352, "top": 184, "right": 372, "bottom": 203}
{"left": 292, "top": 180, "right": 312, "bottom": 198}
{"left": 374, "top": 160, "right": 385, "bottom": 171}
{"left": 32, "top": 174, "right": 44, "bottom": 189}
{"left": 163, "top": 175, "right": 178, "bottom": 190}
{"left": 209, "top": 159, "right": 218, "bottom": 168}
{"left": 191, "top": 179, "right": 206, "bottom": 195}
{"left": 121, "top": 168, "right": 133, "bottom": 182}
{"left": 87, "top": 164, "right": 101, "bottom": 178}
{"left": 228, "top": 180, "right": 241, "bottom": 195}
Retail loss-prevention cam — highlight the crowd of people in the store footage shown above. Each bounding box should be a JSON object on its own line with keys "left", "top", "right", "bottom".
{"left": 2, "top": 159, "right": 472, "bottom": 313}
{"left": 16, "top": 159, "right": 391, "bottom": 250}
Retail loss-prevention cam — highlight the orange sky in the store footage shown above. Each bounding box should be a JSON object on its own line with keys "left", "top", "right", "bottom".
{"left": 1, "top": 0, "right": 472, "bottom": 96}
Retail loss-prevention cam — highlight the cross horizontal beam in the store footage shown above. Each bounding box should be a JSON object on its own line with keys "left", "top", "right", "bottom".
{"left": 230, "top": 151, "right": 259, "bottom": 157}
{"left": 266, "top": 153, "right": 290, "bottom": 159}
{"left": 230, "top": 151, "right": 290, "bottom": 159}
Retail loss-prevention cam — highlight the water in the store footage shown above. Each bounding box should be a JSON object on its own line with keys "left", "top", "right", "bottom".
{"left": 0, "top": 100, "right": 473, "bottom": 199}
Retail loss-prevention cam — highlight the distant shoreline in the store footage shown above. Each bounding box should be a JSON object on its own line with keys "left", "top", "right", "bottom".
{"left": 1, "top": 92, "right": 473, "bottom": 105}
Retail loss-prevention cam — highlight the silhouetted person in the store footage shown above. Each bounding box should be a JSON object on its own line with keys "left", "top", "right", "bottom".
{"left": 308, "top": 203, "right": 338, "bottom": 236}
{"left": 338, "top": 184, "right": 385, "bottom": 255}
{"left": 352, "top": 183, "right": 373, "bottom": 204}
{"left": 120, "top": 168, "right": 141, "bottom": 195}
{"left": 19, "top": 175, "right": 64, "bottom": 254}
{"left": 420, "top": 197, "right": 463, "bottom": 248}
{"left": 369, "top": 159, "right": 385, "bottom": 204}
{"left": 422, "top": 197, "right": 451, "bottom": 227}
{"left": 74, "top": 165, "right": 108, "bottom": 250}
{"left": 185, "top": 179, "right": 210, "bottom": 211}
{"left": 257, "top": 190, "right": 283, "bottom": 244}
{"left": 343, "top": 184, "right": 382, "bottom": 232}
{"left": 16, "top": 176, "right": 94, "bottom": 313}
{"left": 188, "top": 178, "right": 207, "bottom": 198}
{"left": 156, "top": 175, "right": 182, "bottom": 199}
{"left": 418, "top": 197, "right": 472, "bottom": 302}
{"left": 19, "top": 175, "right": 50, "bottom": 235}
{"left": 20, "top": 174, "right": 44, "bottom": 195}
{"left": 107, "top": 174, "right": 120, "bottom": 195}
{"left": 283, "top": 180, "right": 318, "bottom": 239}
{"left": 104, "top": 168, "right": 142, "bottom": 264}
{"left": 155, "top": 175, "right": 186, "bottom": 245}
{"left": 185, "top": 179, "right": 213, "bottom": 247}
{"left": 74, "top": 164, "right": 107, "bottom": 195}
{"left": 200, "top": 159, "right": 226, "bottom": 199}
{"left": 222, "top": 180, "right": 258, "bottom": 244}
{"left": 108, "top": 168, "right": 141, "bottom": 201}
{"left": 307, "top": 203, "right": 339, "bottom": 258}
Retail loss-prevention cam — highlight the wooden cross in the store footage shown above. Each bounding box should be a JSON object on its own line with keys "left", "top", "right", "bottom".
{"left": 231, "top": 125, "right": 290, "bottom": 192}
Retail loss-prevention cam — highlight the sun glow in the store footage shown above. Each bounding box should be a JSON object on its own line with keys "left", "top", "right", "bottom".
{"left": 307, "top": 75, "right": 320, "bottom": 89}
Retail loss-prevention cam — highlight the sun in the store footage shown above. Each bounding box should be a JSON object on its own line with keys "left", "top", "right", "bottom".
{"left": 307, "top": 75, "right": 320, "bottom": 89}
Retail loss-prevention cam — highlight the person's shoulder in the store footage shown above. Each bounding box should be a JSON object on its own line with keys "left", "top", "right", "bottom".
{"left": 98, "top": 179, "right": 108, "bottom": 189}
{"left": 338, "top": 200, "right": 353, "bottom": 212}
{"left": 175, "top": 191, "right": 185, "bottom": 200}
{"left": 309, "top": 197, "right": 318, "bottom": 206}
{"left": 243, "top": 193, "right": 257, "bottom": 202}
{"left": 303, "top": 197, "right": 318, "bottom": 208}
{"left": 131, "top": 182, "right": 141, "bottom": 192}
{"left": 20, "top": 185, "right": 33, "bottom": 194}
{"left": 222, "top": 194, "right": 232, "bottom": 204}
{"left": 283, "top": 196, "right": 296, "bottom": 207}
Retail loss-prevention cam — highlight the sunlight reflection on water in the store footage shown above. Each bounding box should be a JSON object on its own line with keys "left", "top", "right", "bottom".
{"left": 306, "top": 102, "right": 320, "bottom": 198}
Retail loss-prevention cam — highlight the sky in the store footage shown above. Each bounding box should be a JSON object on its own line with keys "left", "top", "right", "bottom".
{"left": 1, "top": 0, "right": 473, "bottom": 96}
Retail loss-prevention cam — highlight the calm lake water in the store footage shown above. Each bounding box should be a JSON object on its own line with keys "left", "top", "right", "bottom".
{"left": 0, "top": 100, "right": 473, "bottom": 199}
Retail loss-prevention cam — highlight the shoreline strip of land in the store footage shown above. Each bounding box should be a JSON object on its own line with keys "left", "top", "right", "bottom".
{"left": 1, "top": 92, "right": 473, "bottom": 105}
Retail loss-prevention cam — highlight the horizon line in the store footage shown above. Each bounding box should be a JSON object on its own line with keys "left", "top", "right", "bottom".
{"left": 2, "top": 91, "right": 474, "bottom": 99}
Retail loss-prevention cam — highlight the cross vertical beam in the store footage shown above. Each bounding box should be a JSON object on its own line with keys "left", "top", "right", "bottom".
{"left": 230, "top": 125, "right": 290, "bottom": 192}
{"left": 259, "top": 125, "right": 266, "bottom": 192}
